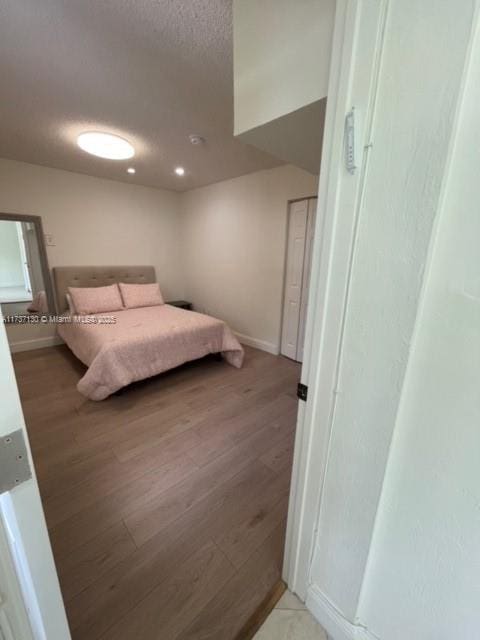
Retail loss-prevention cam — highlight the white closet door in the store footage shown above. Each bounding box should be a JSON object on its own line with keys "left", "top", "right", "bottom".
{"left": 281, "top": 199, "right": 309, "bottom": 360}
{"left": 296, "top": 198, "right": 317, "bottom": 362}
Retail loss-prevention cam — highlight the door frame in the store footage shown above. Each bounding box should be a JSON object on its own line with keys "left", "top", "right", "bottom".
{"left": 0, "top": 309, "right": 71, "bottom": 640}
{"left": 280, "top": 196, "right": 317, "bottom": 362}
{"left": 283, "top": 0, "right": 389, "bottom": 600}
{"left": 296, "top": 198, "right": 317, "bottom": 363}
{"left": 0, "top": 504, "right": 35, "bottom": 640}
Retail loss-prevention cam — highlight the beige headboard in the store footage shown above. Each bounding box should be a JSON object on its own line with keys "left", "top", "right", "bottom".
{"left": 52, "top": 265, "right": 156, "bottom": 313}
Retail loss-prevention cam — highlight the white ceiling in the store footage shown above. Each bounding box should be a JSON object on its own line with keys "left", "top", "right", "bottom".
{"left": 0, "top": 0, "right": 283, "bottom": 192}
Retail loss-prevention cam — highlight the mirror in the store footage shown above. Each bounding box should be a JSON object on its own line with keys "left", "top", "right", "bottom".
{"left": 0, "top": 213, "right": 55, "bottom": 317}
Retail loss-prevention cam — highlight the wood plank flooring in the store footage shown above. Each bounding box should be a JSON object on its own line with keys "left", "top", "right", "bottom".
{"left": 12, "top": 344, "right": 300, "bottom": 640}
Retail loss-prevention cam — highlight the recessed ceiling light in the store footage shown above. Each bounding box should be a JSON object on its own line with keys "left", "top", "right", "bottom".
{"left": 189, "top": 134, "right": 205, "bottom": 146}
{"left": 127, "top": 167, "right": 136, "bottom": 174}
{"left": 174, "top": 166, "right": 185, "bottom": 176}
{"left": 77, "top": 131, "right": 135, "bottom": 160}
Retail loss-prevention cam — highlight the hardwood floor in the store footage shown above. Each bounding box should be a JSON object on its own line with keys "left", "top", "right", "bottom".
{"left": 12, "top": 344, "right": 300, "bottom": 640}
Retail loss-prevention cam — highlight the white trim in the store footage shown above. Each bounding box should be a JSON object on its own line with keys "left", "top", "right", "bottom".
{"left": 8, "top": 336, "right": 63, "bottom": 354}
{"left": 234, "top": 332, "right": 279, "bottom": 355}
{"left": 307, "top": 585, "right": 379, "bottom": 640}
{"left": 283, "top": 0, "right": 358, "bottom": 599}
{"left": 283, "top": 0, "right": 389, "bottom": 601}
{"left": 1, "top": 496, "right": 43, "bottom": 640}
{"left": 0, "top": 501, "right": 35, "bottom": 640}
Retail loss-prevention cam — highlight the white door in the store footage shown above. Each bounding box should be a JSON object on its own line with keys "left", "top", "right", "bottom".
{"left": 281, "top": 198, "right": 317, "bottom": 362}
{"left": 281, "top": 199, "right": 309, "bottom": 360}
{"left": 0, "top": 312, "right": 71, "bottom": 640}
{"left": 283, "top": 0, "right": 390, "bottom": 605}
{"left": 297, "top": 198, "right": 317, "bottom": 362}
{"left": 0, "top": 517, "right": 34, "bottom": 640}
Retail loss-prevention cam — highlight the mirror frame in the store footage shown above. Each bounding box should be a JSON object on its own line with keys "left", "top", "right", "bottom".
{"left": 0, "top": 212, "right": 56, "bottom": 314}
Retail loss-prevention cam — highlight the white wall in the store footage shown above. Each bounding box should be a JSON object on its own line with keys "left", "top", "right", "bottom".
{"left": 357, "top": 14, "right": 480, "bottom": 638}
{"left": 233, "top": 0, "right": 335, "bottom": 135}
{"left": 302, "top": 0, "right": 477, "bottom": 636}
{"left": 0, "top": 221, "right": 25, "bottom": 287}
{"left": 0, "top": 158, "right": 183, "bottom": 350}
{"left": 180, "top": 165, "right": 318, "bottom": 354}
{"left": 0, "top": 159, "right": 317, "bottom": 355}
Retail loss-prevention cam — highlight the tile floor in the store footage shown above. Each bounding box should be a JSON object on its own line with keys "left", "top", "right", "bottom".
{"left": 253, "top": 590, "right": 328, "bottom": 640}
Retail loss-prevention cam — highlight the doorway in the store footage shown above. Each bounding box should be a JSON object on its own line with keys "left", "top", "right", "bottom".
{"left": 281, "top": 197, "right": 317, "bottom": 362}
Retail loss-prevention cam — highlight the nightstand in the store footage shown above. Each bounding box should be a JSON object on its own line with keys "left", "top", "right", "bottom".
{"left": 166, "top": 300, "right": 193, "bottom": 310}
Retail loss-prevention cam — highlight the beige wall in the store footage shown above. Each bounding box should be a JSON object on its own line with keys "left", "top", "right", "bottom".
{"left": 0, "top": 158, "right": 183, "bottom": 350}
{"left": 233, "top": 0, "right": 335, "bottom": 135}
{"left": 233, "top": 0, "right": 333, "bottom": 174}
{"left": 180, "top": 165, "right": 318, "bottom": 353}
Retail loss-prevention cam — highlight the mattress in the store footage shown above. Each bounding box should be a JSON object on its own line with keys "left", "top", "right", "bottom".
{"left": 58, "top": 304, "right": 244, "bottom": 400}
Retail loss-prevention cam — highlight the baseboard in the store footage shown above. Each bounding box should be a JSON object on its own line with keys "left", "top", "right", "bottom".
{"left": 234, "top": 332, "right": 280, "bottom": 356}
{"left": 8, "top": 336, "right": 64, "bottom": 353}
{"left": 306, "top": 585, "right": 378, "bottom": 640}
{"left": 10, "top": 331, "right": 278, "bottom": 356}
{"left": 235, "top": 580, "right": 286, "bottom": 640}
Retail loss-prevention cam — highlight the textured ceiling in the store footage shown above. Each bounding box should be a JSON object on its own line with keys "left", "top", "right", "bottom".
{"left": 0, "top": 0, "right": 283, "bottom": 192}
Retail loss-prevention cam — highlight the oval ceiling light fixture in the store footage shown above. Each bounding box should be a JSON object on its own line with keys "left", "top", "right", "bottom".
{"left": 127, "top": 167, "right": 136, "bottom": 174}
{"left": 77, "top": 131, "right": 135, "bottom": 160}
{"left": 174, "top": 166, "right": 185, "bottom": 176}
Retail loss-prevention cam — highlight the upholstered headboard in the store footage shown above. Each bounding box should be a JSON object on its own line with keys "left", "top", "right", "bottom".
{"left": 52, "top": 265, "right": 156, "bottom": 313}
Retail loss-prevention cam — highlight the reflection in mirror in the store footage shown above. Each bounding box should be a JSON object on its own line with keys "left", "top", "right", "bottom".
{"left": 0, "top": 214, "right": 55, "bottom": 317}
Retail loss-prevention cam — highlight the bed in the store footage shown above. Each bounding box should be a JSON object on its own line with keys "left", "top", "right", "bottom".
{"left": 52, "top": 266, "right": 244, "bottom": 400}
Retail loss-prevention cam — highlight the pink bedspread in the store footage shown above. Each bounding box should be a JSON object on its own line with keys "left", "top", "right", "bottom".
{"left": 57, "top": 304, "right": 244, "bottom": 400}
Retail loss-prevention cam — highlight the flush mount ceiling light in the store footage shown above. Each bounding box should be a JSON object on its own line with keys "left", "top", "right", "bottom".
{"left": 174, "top": 166, "right": 185, "bottom": 176}
{"left": 77, "top": 132, "right": 135, "bottom": 160}
{"left": 127, "top": 167, "right": 136, "bottom": 174}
